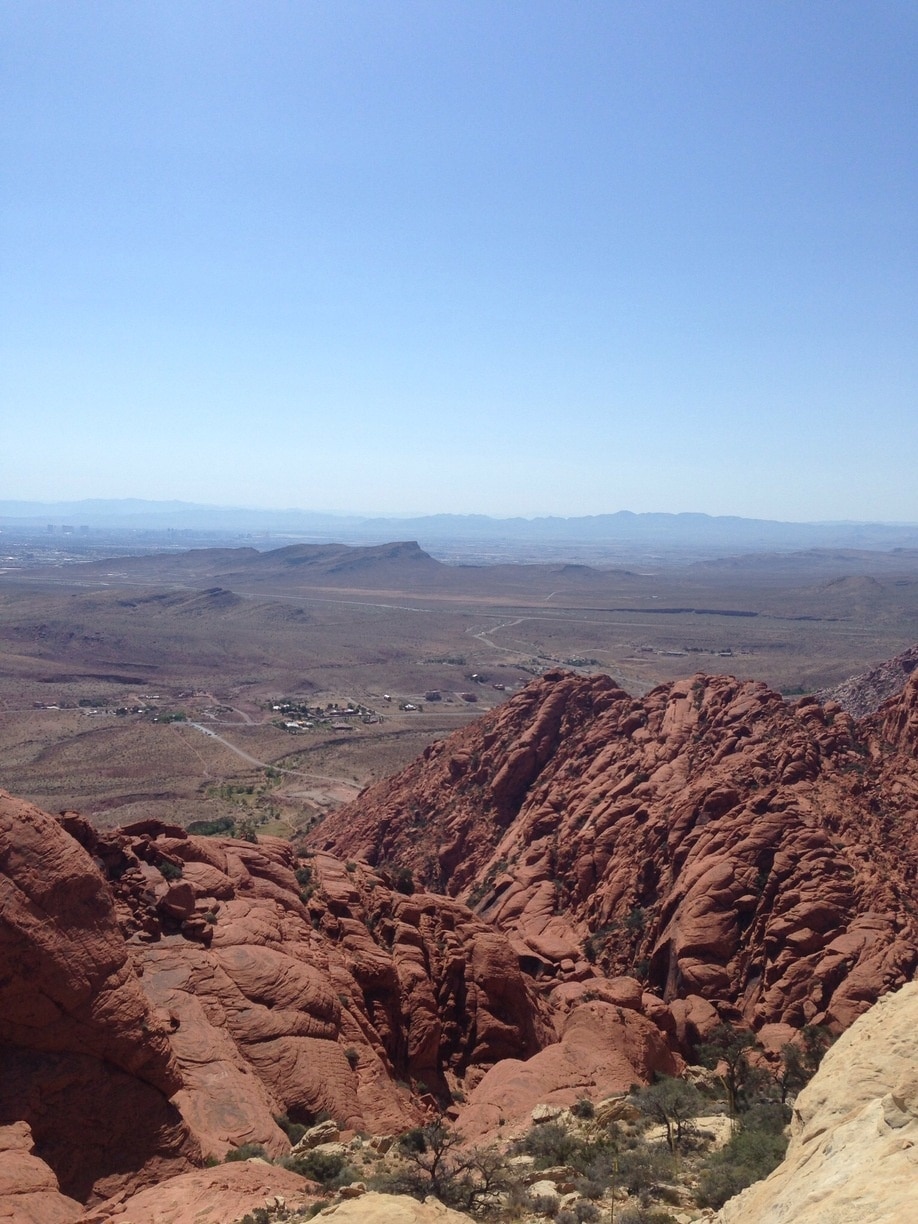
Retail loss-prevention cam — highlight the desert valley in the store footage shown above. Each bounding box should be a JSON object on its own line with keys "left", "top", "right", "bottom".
{"left": 2, "top": 531, "right": 917, "bottom": 1224}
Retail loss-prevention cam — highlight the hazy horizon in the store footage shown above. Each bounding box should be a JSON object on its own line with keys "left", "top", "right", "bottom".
{"left": 4, "top": 495, "right": 918, "bottom": 531}
{"left": 3, "top": 2, "right": 915, "bottom": 521}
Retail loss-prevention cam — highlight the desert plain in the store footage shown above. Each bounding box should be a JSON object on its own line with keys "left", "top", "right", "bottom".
{"left": 1, "top": 533, "right": 916, "bottom": 835}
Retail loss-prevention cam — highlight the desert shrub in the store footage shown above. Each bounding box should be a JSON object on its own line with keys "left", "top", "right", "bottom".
{"left": 378, "top": 1122, "right": 515, "bottom": 1215}
{"left": 274, "top": 1112, "right": 307, "bottom": 1145}
{"left": 617, "top": 1209, "right": 676, "bottom": 1224}
{"left": 529, "top": 1193, "right": 559, "bottom": 1216}
{"left": 224, "top": 1142, "right": 267, "bottom": 1162}
{"left": 557, "top": 1203, "right": 601, "bottom": 1223}
{"left": 572, "top": 1139, "right": 622, "bottom": 1199}
{"left": 616, "top": 1144, "right": 676, "bottom": 1201}
{"left": 393, "top": 865, "right": 415, "bottom": 894}
{"left": 695, "top": 1105, "right": 789, "bottom": 1209}
{"left": 156, "top": 858, "right": 183, "bottom": 881}
{"left": 187, "top": 816, "right": 235, "bottom": 836}
{"left": 518, "top": 1120, "right": 616, "bottom": 1173}
{"left": 570, "top": 1096, "right": 596, "bottom": 1119}
{"left": 518, "top": 1120, "right": 583, "bottom": 1168}
{"left": 633, "top": 1076, "right": 703, "bottom": 1153}
{"left": 283, "top": 1150, "right": 348, "bottom": 1184}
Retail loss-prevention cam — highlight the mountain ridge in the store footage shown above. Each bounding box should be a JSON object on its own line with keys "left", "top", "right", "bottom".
{"left": 5, "top": 499, "right": 918, "bottom": 556}
{"left": 311, "top": 666, "right": 918, "bottom": 1033}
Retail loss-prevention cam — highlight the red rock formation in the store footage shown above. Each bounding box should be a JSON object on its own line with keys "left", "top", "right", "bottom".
{"left": 311, "top": 669, "right": 918, "bottom": 1038}
{"left": 0, "top": 1123, "right": 83, "bottom": 1224}
{"left": 454, "top": 997, "right": 682, "bottom": 1142}
{"left": 0, "top": 794, "right": 199, "bottom": 1203}
{"left": 83, "top": 1161, "right": 317, "bottom": 1224}
{"left": 0, "top": 792, "right": 561, "bottom": 1201}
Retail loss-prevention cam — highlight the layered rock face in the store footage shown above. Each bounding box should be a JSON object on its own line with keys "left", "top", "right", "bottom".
{"left": 0, "top": 1123, "right": 83, "bottom": 1224}
{"left": 312, "top": 669, "right": 918, "bottom": 1036}
{"left": 0, "top": 794, "right": 198, "bottom": 1202}
{"left": 718, "top": 980, "right": 918, "bottom": 1224}
{"left": 0, "top": 791, "right": 556, "bottom": 1201}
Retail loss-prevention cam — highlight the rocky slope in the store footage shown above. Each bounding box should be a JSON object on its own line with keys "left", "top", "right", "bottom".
{"left": 311, "top": 668, "right": 918, "bottom": 1037}
{"left": 718, "top": 980, "right": 918, "bottom": 1224}
{"left": 815, "top": 643, "right": 918, "bottom": 717}
{"left": 3, "top": 790, "right": 681, "bottom": 1208}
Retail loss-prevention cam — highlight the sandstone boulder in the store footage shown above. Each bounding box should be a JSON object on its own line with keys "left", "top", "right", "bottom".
{"left": 85, "top": 1160, "right": 316, "bottom": 1224}
{"left": 718, "top": 981, "right": 918, "bottom": 1224}
{"left": 0, "top": 1122, "right": 83, "bottom": 1224}
{"left": 312, "top": 1191, "right": 475, "bottom": 1221}
{"left": 454, "top": 999, "right": 681, "bottom": 1141}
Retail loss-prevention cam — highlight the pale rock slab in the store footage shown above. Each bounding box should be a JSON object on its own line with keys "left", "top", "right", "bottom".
{"left": 718, "top": 982, "right": 918, "bottom": 1224}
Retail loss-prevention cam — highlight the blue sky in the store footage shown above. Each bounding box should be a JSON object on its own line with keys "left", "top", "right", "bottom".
{"left": 2, "top": 1, "right": 916, "bottom": 520}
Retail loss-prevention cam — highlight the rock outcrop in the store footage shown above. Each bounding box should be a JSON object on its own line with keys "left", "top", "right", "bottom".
{"left": 0, "top": 791, "right": 555, "bottom": 1202}
{"left": 311, "top": 669, "right": 918, "bottom": 1037}
{"left": 454, "top": 996, "right": 681, "bottom": 1141}
{"left": 0, "top": 794, "right": 198, "bottom": 1202}
{"left": 0, "top": 1123, "right": 83, "bottom": 1224}
{"left": 4, "top": 661, "right": 918, "bottom": 1215}
{"left": 85, "top": 1160, "right": 317, "bottom": 1224}
{"left": 310, "top": 1192, "right": 475, "bottom": 1222}
{"left": 815, "top": 644, "right": 918, "bottom": 717}
{"left": 717, "top": 980, "right": 918, "bottom": 1224}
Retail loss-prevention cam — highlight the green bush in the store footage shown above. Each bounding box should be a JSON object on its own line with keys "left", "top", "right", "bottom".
{"left": 393, "top": 865, "right": 415, "bottom": 895}
{"left": 224, "top": 1142, "right": 267, "bottom": 1162}
{"left": 696, "top": 1107, "right": 789, "bottom": 1209}
{"left": 517, "top": 1120, "right": 618, "bottom": 1196}
{"left": 517, "top": 1120, "right": 585, "bottom": 1168}
{"left": 283, "top": 1150, "right": 347, "bottom": 1184}
{"left": 616, "top": 1144, "right": 676, "bottom": 1200}
{"left": 274, "top": 1112, "right": 307, "bottom": 1145}
{"left": 187, "top": 816, "right": 235, "bottom": 836}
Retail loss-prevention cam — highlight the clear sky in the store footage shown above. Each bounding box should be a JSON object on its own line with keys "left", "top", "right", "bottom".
{"left": 2, "top": 1, "right": 916, "bottom": 521}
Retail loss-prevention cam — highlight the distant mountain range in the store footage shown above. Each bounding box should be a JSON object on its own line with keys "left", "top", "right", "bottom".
{"left": 3, "top": 498, "right": 918, "bottom": 558}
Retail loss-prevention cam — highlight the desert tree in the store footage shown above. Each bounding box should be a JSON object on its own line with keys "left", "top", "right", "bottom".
{"left": 391, "top": 1122, "right": 514, "bottom": 1216}
{"left": 634, "top": 1075, "right": 703, "bottom": 1155}
{"left": 698, "top": 1024, "right": 760, "bottom": 1125}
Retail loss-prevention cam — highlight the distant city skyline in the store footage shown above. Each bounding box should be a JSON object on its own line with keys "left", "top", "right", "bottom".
{"left": 2, "top": 1, "right": 916, "bottom": 521}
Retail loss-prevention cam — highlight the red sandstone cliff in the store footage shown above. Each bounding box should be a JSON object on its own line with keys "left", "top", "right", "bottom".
{"left": 311, "top": 669, "right": 918, "bottom": 1035}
